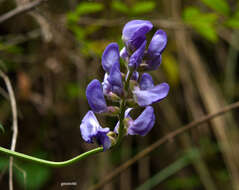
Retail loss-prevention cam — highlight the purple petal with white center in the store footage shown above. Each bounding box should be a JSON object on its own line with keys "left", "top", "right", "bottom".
{"left": 114, "top": 108, "right": 133, "bottom": 133}
{"left": 108, "top": 62, "right": 123, "bottom": 96}
{"left": 126, "top": 70, "right": 139, "bottom": 81}
{"left": 129, "top": 40, "right": 146, "bottom": 69}
{"left": 133, "top": 82, "right": 170, "bottom": 107}
{"left": 122, "top": 20, "right": 153, "bottom": 51}
{"left": 128, "top": 106, "right": 155, "bottom": 136}
{"left": 140, "top": 73, "right": 154, "bottom": 90}
{"left": 146, "top": 54, "right": 162, "bottom": 70}
{"left": 80, "top": 111, "right": 111, "bottom": 150}
{"left": 86, "top": 79, "right": 107, "bottom": 113}
{"left": 120, "top": 47, "right": 128, "bottom": 60}
{"left": 148, "top": 30, "right": 167, "bottom": 57}
{"left": 102, "top": 73, "right": 111, "bottom": 95}
{"left": 102, "top": 43, "right": 120, "bottom": 73}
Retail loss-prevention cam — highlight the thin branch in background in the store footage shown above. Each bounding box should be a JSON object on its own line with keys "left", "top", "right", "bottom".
{"left": 89, "top": 101, "right": 239, "bottom": 190}
{"left": 0, "top": 0, "right": 47, "bottom": 24}
{"left": 13, "top": 163, "right": 26, "bottom": 190}
{"left": 0, "top": 70, "right": 18, "bottom": 190}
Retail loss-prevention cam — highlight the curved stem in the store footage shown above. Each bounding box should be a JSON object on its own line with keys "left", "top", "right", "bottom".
{"left": 0, "top": 146, "right": 103, "bottom": 167}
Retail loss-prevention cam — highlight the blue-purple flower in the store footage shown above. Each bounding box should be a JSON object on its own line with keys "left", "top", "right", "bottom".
{"left": 81, "top": 20, "right": 170, "bottom": 150}
{"left": 107, "top": 62, "right": 123, "bottom": 96}
{"left": 114, "top": 106, "right": 155, "bottom": 136}
{"left": 145, "top": 30, "right": 167, "bottom": 70}
{"left": 86, "top": 79, "right": 107, "bottom": 113}
{"left": 129, "top": 40, "right": 146, "bottom": 69}
{"left": 102, "top": 43, "right": 120, "bottom": 73}
{"left": 80, "top": 111, "right": 111, "bottom": 150}
{"left": 122, "top": 20, "right": 153, "bottom": 51}
{"left": 133, "top": 73, "right": 169, "bottom": 107}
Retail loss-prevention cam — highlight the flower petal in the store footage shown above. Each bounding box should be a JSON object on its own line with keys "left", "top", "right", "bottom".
{"left": 122, "top": 20, "right": 153, "bottom": 51}
{"left": 129, "top": 40, "right": 146, "bottom": 69}
{"left": 126, "top": 70, "right": 139, "bottom": 81}
{"left": 86, "top": 79, "right": 107, "bottom": 113}
{"left": 114, "top": 108, "right": 133, "bottom": 133}
{"left": 102, "top": 73, "right": 111, "bottom": 95}
{"left": 140, "top": 73, "right": 154, "bottom": 90}
{"left": 80, "top": 111, "right": 111, "bottom": 150}
{"left": 102, "top": 43, "right": 120, "bottom": 73}
{"left": 146, "top": 54, "right": 162, "bottom": 70}
{"left": 133, "top": 82, "right": 170, "bottom": 106}
{"left": 120, "top": 47, "right": 128, "bottom": 60}
{"left": 148, "top": 29, "right": 167, "bottom": 57}
{"left": 128, "top": 106, "right": 155, "bottom": 136}
{"left": 80, "top": 111, "right": 101, "bottom": 143}
{"left": 108, "top": 62, "right": 123, "bottom": 95}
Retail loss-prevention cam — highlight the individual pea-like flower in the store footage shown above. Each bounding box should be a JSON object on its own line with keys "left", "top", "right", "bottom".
{"left": 129, "top": 40, "right": 146, "bottom": 69}
{"left": 114, "top": 106, "right": 155, "bottom": 136}
{"left": 144, "top": 30, "right": 167, "bottom": 70}
{"left": 126, "top": 70, "right": 139, "bottom": 81}
{"left": 86, "top": 79, "right": 108, "bottom": 113}
{"left": 122, "top": 20, "right": 153, "bottom": 51}
{"left": 102, "top": 43, "right": 120, "bottom": 73}
{"left": 80, "top": 111, "right": 111, "bottom": 150}
{"left": 107, "top": 62, "right": 123, "bottom": 96}
{"left": 133, "top": 73, "right": 169, "bottom": 107}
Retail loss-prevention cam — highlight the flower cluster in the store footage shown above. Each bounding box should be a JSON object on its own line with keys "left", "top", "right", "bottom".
{"left": 80, "top": 20, "right": 169, "bottom": 150}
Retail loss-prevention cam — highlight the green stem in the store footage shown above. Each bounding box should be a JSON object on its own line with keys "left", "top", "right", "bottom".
{"left": 115, "top": 69, "right": 133, "bottom": 146}
{"left": 0, "top": 146, "right": 103, "bottom": 167}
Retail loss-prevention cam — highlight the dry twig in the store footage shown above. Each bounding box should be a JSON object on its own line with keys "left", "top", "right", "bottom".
{"left": 0, "top": 70, "right": 18, "bottom": 190}
{"left": 89, "top": 101, "right": 239, "bottom": 190}
{"left": 0, "top": 0, "right": 47, "bottom": 24}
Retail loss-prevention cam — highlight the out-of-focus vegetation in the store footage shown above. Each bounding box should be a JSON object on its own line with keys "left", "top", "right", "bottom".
{"left": 0, "top": 0, "right": 239, "bottom": 189}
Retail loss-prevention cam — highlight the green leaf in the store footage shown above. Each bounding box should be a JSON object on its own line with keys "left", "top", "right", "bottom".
{"left": 162, "top": 53, "right": 179, "bottom": 86}
{"left": 66, "top": 83, "right": 86, "bottom": 99}
{"left": 0, "top": 157, "right": 8, "bottom": 170}
{"left": 112, "top": 1, "right": 129, "bottom": 14}
{"left": 166, "top": 176, "right": 200, "bottom": 190}
{"left": 14, "top": 152, "right": 51, "bottom": 190}
{"left": 66, "top": 12, "right": 79, "bottom": 23}
{"left": 225, "top": 18, "right": 239, "bottom": 28}
{"left": 132, "top": 1, "right": 155, "bottom": 15}
{"left": 225, "top": 11, "right": 239, "bottom": 28}
{"left": 193, "top": 22, "right": 218, "bottom": 42}
{"left": 0, "top": 123, "right": 5, "bottom": 134}
{"left": 200, "top": 0, "right": 230, "bottom": 16}
{"left": 183, "top": 7, "right": 218, "bottom": 42}
{"left": 75, "top": 2, "right": 104, "bottom": 16}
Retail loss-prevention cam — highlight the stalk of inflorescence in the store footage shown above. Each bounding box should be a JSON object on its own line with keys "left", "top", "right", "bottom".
{"left": 0, "top": 146, "right": 103, "bottom": 167}
{"left": 115, "top": 68, "right": 134, "bottom": 146}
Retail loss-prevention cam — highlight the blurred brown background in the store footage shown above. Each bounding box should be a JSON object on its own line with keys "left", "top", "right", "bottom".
{"left": 0, "top": 0, "right": 239, "bottom": 189}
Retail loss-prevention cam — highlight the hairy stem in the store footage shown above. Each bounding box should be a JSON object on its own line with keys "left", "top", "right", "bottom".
{"left": 0, "top": 146, "right": 103, "bottom": 167}
{"left": 116, "top": 69, "right": 133, "bottom": 145}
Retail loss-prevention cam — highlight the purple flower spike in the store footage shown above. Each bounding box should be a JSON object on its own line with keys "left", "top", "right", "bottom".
{"left": 129, "top": 40, "right": 146, "bottom": 69}
{"left": 140, "top": 73, "right": 154, "bottom": 90}
{"left": 122, "top": 20, "right": 153, "bottom": 51}
{"left": 133, "top": 74, "right": 169, "bottom": 106}
{"left": 128, "top": 106, "right": 155, "bottom": 136}
{"left": 148, "top": 30, "right": 167, "bottom": 57}
{"left": 102, "top": 43, "right": 120, "bottom": 73}
{"left": 86, "top": 79, "right": 107, "bottom": 113}
{"left": 80, "top": 111, "right": 111, "bottom": 150}
{"left": 108, "top": 62, "right": 123, "bottom": 95}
